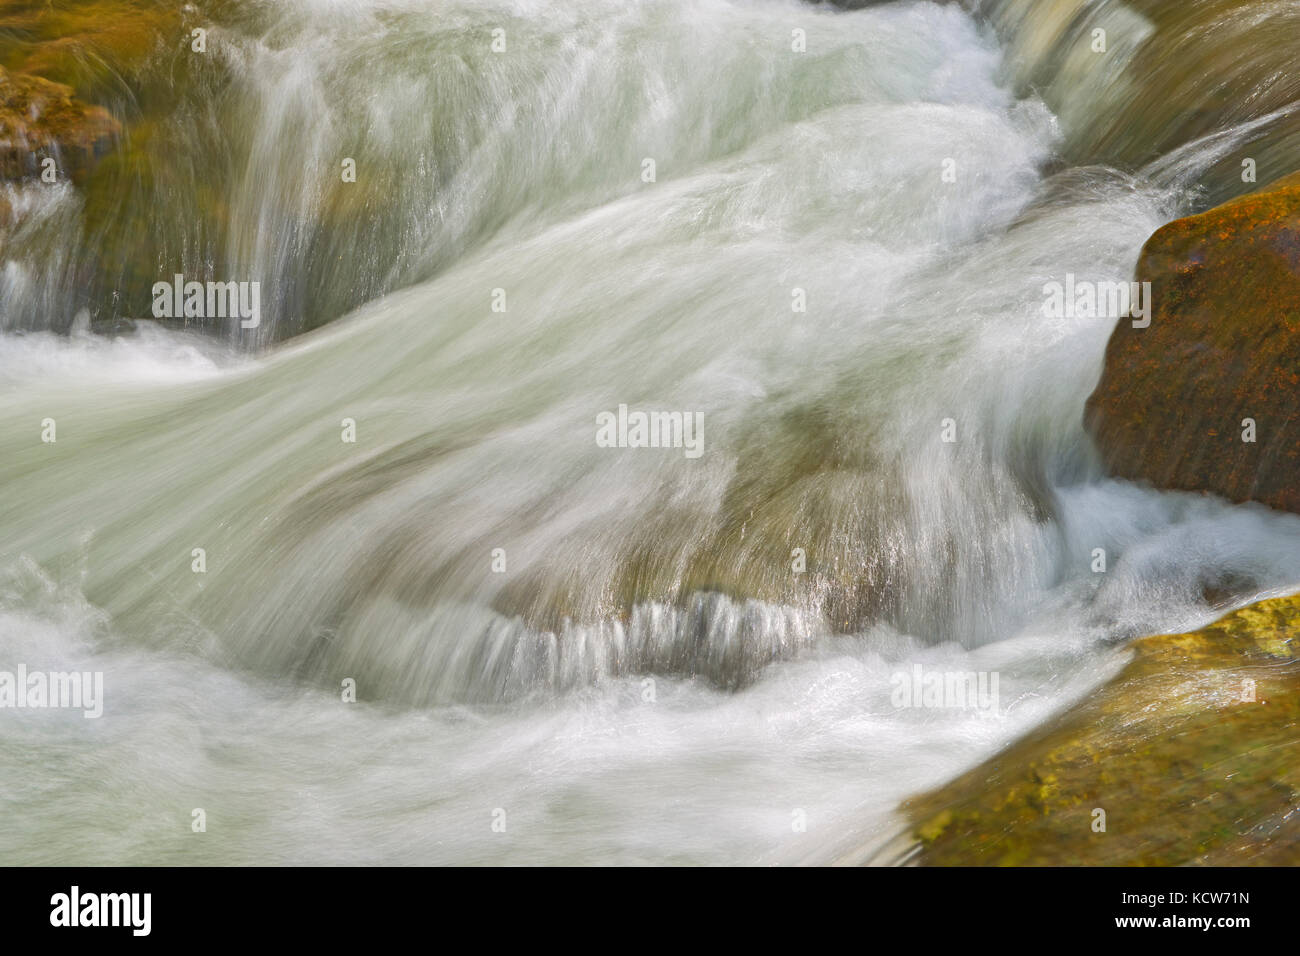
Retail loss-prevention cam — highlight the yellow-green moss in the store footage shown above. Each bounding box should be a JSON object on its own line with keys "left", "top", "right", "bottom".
{"left": 903, "top": 592, "right": 1300, "bottom": 865}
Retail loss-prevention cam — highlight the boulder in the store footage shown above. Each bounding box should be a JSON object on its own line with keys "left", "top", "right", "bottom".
{"left": 899, "top": 592, "right": 1300, "bottom": 865}
{"left": 1084, "top": 172, "right": 1300, "bottom": 513}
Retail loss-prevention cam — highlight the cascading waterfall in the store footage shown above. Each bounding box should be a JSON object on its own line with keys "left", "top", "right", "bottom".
{"left": 1, "top": 0, "right": 1298, "bottom": 865}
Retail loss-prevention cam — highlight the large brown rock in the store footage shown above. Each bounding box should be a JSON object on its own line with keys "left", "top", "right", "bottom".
{"left": 1084, "top": 173, "right": 1300, "bottom": 513}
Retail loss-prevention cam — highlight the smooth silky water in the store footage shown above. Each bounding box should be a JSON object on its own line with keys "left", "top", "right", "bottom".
{"left": 1, "top": 0, "right": 1298, "bottom": 864}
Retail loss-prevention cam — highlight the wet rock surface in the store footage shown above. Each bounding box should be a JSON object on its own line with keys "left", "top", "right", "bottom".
{"left": 903, "top": 593, "right": 1300, "bottom": 865}
{"left": 1085, "top": 172, "right": 1300, "bottom": 515}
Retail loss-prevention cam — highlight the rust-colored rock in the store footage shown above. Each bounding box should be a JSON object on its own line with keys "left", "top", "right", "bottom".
{"left": 1084, "top": 172, "right": 1300, "bottom": 514}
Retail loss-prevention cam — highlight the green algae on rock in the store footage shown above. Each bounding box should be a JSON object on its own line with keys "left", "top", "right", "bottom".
{"left": 902, "top": 592, "right": 1300, "bottom": 866}
{"left": 1085, "top": 172, "right": 1300, "bottom": 515}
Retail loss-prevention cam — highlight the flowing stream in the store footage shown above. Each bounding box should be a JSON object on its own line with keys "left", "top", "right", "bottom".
{"left": 1, "top": 0, "right": 1299, "bottom": 864}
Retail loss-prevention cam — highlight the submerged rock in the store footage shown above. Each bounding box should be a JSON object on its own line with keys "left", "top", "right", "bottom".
{"left": 901, "top": 592, "right": 1300, "bottom": 865}
{"left": 0, "top": 0, "right": 179, "bottom": 91}
{"left": 1084, "top": 172, "right": 1300, "bottom": 514}
{"left": 0, "top": 67, "right": 118, "bottom": 180}
{"left": 972, "top": 0, "right": 1300, "bottom": 202}
{"left": 0, "top": 0, "right": 184, "bottom": 181}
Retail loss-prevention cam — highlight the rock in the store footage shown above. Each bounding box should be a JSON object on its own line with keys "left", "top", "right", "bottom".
{"left": 0, "top": 66, "right": 119, "bottom": 181}
{"left": 0, "top": 1, "right": 184, "bottom": 183}
{"left": 900, "top": 592, "right": 1300, "bottom": 865}
{"left": 0, "top": 1, "right": 179, "bottom": 94}
{"left": 976, "top": 0, "right": 1300, "bottom": 204}
{"left": 1084, "top": 172, "right": 1300, "bottom": 514}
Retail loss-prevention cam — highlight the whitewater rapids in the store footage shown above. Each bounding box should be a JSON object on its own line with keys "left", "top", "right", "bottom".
{"left": 1, "top": 0, "right": 1298, "bottom": 864}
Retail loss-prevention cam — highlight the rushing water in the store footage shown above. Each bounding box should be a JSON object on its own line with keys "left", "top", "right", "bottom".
{"left": 1, "top": 0, "right": 1299, "bottom": 864}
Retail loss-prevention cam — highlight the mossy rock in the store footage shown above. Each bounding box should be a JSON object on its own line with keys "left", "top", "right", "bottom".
{"left": 901, "top": 592, "right": 1300, "bottom": 865}
{"left": 0, "top": 0, "right": 182, "bottom": 99}
{"left": 0, "top": 65, "right": 118, "bottom": 180}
